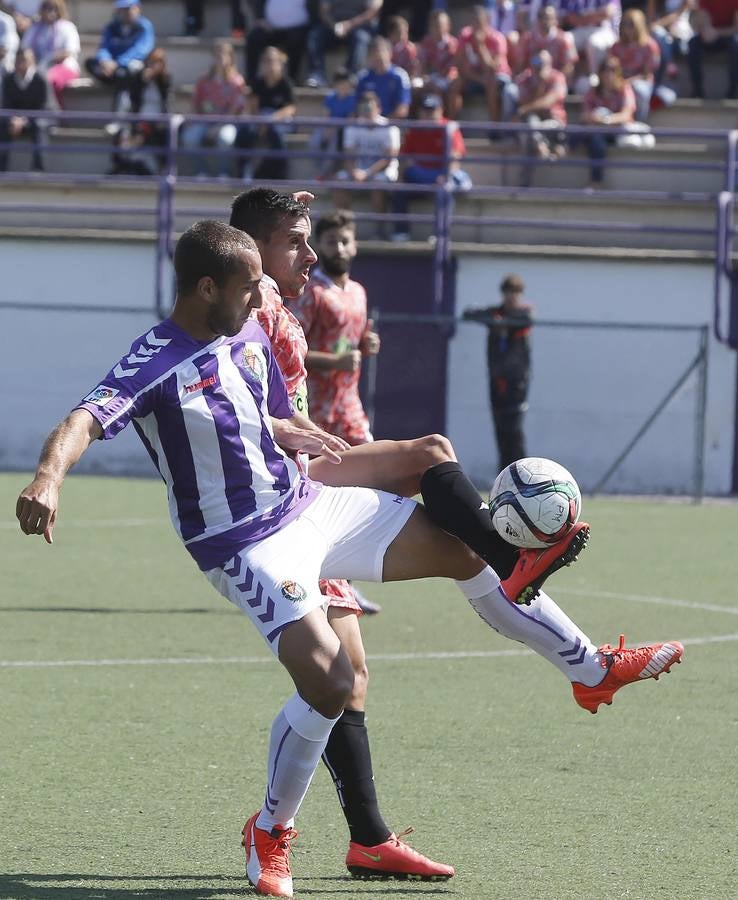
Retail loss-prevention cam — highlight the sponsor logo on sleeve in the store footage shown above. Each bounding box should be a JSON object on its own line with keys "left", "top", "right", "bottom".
{"left": 82, "top": 385, "right": 120, "bottom": 407}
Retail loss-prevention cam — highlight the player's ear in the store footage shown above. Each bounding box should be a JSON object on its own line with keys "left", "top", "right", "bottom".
{"left": 197, "top": 275, "right": 218, "bottom": 304}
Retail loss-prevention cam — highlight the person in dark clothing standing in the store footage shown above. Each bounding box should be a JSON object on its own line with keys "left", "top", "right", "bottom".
{"left": 463, "top": 273, "right": 533, "bottom": 472}
{"left": 0, "top": 46, "right": 47, "bottom": 171}
{"left": 183, "top": 0, "right": 246, "bottom": 37}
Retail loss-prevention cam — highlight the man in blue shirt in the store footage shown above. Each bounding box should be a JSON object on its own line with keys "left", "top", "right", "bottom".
{"left": 85, "top": 0, "right": 155, "bottom": 110}
{"left": 355, "top": 35, "right": 410, "bottom": 118}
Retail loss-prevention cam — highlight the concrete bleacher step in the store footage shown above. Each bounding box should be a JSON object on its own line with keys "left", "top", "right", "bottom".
{"left": 0, "top": 175, "right": 717, "bottom": 252}
{"left": 69, "top": 0, "right": 238, "bottom": 40}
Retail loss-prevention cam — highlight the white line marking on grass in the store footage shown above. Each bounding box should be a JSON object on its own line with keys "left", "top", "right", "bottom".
{"left": 1, "top": 635, "right": 736, "bottom": 670}
{"left": 563, "top": 587, "right": 738, "bottom": 616}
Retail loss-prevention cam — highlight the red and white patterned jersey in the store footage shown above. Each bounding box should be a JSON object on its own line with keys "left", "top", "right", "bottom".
{"left": 290, "top": 267, "right": 372, "bottom": 445}
{"left": 611, "top": 37, "right": 660, "bottom": 80}
{"left": 518, "top": 28, "right": 578, "bottom": 74}
{"left": 254, "top": 273, "right": 310, "bottom": 416}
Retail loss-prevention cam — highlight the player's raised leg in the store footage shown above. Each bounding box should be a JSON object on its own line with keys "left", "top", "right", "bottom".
{"left": 311, "top": 436, "right": 589, "bottom": 603}
{"left": 378, "top": 504, "right": 683, "bottom": 712}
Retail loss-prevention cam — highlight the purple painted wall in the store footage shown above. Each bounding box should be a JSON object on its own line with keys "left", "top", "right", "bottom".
{"left": 352, "top": 252, "right": 456, "bottom": 441}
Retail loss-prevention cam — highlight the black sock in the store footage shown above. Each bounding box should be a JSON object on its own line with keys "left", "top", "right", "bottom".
{"left": 322, "top": 709, "right": 391, "bottom": 847}
{"left": 420, "top": 461, "right": 518, "bottom": 579}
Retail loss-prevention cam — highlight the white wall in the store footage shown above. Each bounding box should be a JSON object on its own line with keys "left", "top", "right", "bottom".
{"left": 0, "top": 239, "right": 161, "bottom": 476}
{"left": 1, "top": 238, "right": 735, "bottom": 494}
{"left": 449, "top": 254, "right": 736, "bottom": 494}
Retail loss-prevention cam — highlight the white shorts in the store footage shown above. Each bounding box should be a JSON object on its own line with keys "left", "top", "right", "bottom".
{"left": 204, "top": 486, "right": 416, "bottom": 654}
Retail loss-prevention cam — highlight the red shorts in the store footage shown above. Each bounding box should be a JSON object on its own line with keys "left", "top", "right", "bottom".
{"left": 320, "top": 578, "right": 362, "bottom": 614}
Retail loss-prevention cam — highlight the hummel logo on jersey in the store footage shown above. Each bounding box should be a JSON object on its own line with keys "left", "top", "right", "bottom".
{"left": 184, "top": 375, "right": 218, "bottom": 394}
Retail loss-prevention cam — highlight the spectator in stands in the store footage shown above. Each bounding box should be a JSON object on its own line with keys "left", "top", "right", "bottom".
{"left": 310, "top": 66, "right": 356, "bottom": 177}
{"left": 448, "top": 5, "right": 511, "bottom": 123}
{"left": 305, "top": 0, "right": 382, "bottom": 87}
{"left": 0, "top": 8, "right": 19, "bottom": 72}
{"left": 579, "top": 55, "right": 636, "bottom": 187}
{"left": 0, "top": 46, "right": 48, "bottom": 171}
{"left": 183, "top": 1, "right": 246, "bottom": 39}
{"left": 0, "top": 1, "right": 40, "bottom": 36}
{"left": 181, "top": 39, "right": 247, "bottom": 178}
{"left": 560, "top": 0, "right": 621, "bottom": 81}
{"left": 387, "top": 14, "right": 420, "bottom": 78}
{"left": 687, "top": 0, "right": 738, "bottom": 98}
{"left": 110, "top": 46, "right": 170, "bottom": 175}
{"left": 507, "top": 49, "right": 568, "bottom": 177}
{"left": 418, "top": 8, "right": 459, "bottom": 105}
{"left": 355, "top": 34, "right": 411, "bottom": 117}
{"left": 236, "top": 45, "right": 296, "bottom": 180}
{"left": 516, "top": 5, "right": 578, "bottom": 83}
{"left": 335, "top": 89, "right": 400, "bottom": 221}
{"left": 21, "top": 0, "right": 79, "bottom": 107}
{"left": 390, "top": 92, "right": 471, "bottom": 241}
{"left": 650, "top": 0, "right": 693, "bottom": 88}
{"left": 244, "top": 0, "right": 311, "bottom": 86}
{"left": 85, "top": 0, "right": 155, "bottom": 112}
{"left": 379, "top": 0, "right": 433, "bottom": 41}
{"left": 611, "top": 8, "right": 660, "bottom": 119}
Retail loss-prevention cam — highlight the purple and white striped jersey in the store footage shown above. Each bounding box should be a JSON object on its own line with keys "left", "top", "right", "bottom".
{"left": 75, "top": 318, "right": 321, "bottom": 571}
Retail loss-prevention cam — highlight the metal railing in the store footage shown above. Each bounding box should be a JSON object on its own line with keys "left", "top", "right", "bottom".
{"left": 0, "top": 110, "right": 736, "bottom": 343}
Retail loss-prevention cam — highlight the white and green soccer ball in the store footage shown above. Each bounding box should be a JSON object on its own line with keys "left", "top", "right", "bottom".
{"left": 489, "top": 457, "right": 581, "bottom": 549}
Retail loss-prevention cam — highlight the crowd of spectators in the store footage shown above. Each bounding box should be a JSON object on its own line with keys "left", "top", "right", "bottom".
{"left": 0, "top": 0, "right": 735, "bottom": 191}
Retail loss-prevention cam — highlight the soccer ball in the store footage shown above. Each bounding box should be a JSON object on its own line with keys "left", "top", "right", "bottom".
{"left": 489, "top": 457, "right": 581, "bottom": 549}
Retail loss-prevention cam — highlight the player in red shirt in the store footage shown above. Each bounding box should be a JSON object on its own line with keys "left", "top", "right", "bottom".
{"left": 687, "top": 0, "right": 738, "bottom": 98}
{"left": 291, "top": 210, "right": 377, "bottom": 446}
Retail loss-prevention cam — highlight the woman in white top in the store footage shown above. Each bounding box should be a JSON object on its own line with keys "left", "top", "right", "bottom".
{"left": 21, "top": 0, "right": 79, "bottom": 105}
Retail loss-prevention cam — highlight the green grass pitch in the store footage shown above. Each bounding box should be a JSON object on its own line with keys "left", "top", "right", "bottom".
{"left": 1, "top": 473, "right": 736, "bottom": 899}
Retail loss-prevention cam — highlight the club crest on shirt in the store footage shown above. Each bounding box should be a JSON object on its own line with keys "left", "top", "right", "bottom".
{"left": 82, "top": 385, "right": 120, "bottom": 407}
{"left": 280, "top": 580, "right": 306, "bottom": 603}
{"left": 243, "top": 347, "right": 266, "bottom": 383}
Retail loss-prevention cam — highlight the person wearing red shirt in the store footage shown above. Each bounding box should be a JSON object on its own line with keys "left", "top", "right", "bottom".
{"left": 517, "top": 4, "right": 578, "bottom": 82}
{"left": 418, "top": 8, "right": 459, "bottom": 87}
{"left": 390, "top": 92, "right": 471, "bottom": 240}
{"left": 512, "top": 50, "right": 568, "bottom": 175}
{"left": 611, "top": 8, "right": 661, "bottom": 120}
{"left": 579, "top": 55, "right": 637, "bottom": 187}
{"left": 687, "top": 0, "right": 738, "bottom": 97}
{"left": 448, "top": 4, "right": 511, "bottom": 121}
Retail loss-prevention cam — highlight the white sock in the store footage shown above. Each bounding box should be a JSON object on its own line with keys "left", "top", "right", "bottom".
{"left": 457, "top": 568, "right": 604, "bottom": 686}
{"left": 256, "top": 693, "right": 340, "bottom": 832}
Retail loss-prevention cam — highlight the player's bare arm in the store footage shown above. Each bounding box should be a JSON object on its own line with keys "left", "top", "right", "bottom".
{"left": 16, "top": 409, "right": 102, "bottom": 543}
{"left": 271, "top": 415, "right": 350, "bottom": 463}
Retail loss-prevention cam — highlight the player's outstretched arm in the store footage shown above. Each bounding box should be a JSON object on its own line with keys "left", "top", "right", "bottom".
{"left": 271, "top": 415, "right": 350, "bottom": 464}
{"left": 16, "top": 409, "right": 103, "bottom": 544}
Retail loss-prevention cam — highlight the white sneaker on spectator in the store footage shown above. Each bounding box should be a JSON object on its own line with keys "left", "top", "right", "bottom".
{"left": 304, "top": 73, "right": 327, "bottom": 88}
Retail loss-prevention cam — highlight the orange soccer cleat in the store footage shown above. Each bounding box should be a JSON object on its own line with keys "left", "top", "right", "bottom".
{"left": 242, "top": 812, "right": 297, "bottom": 898}
{"left": 346, "top": 828, "right": 455, "bottom": 881}
{"left": 573, "top": 635, "right": 684, "bottom": 714}
{"left": 501, "top": 522, "right": 590, "bottom": 605}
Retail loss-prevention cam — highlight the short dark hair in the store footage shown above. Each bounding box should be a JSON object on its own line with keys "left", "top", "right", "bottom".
{"left": 332, "top": 66, "right": 352, "bottom": 84}
{"left": 315, "top": 209, "right": 356, "bottom": 241}
{"left": 229, "top": 188, "right": 309, "bottom": 243}
{"left": 174, "top": 220, "right": 257, "bottom": 295}
{"left": 500, "top": 273, "right": 525, "bottom": 293}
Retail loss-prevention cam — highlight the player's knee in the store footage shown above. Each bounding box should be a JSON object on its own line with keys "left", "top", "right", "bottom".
{"left": 320, "top": 653, "right": 356, "bottom": 712}
{"left": 416, "top": 433, "right": 455, "bottom": 470}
